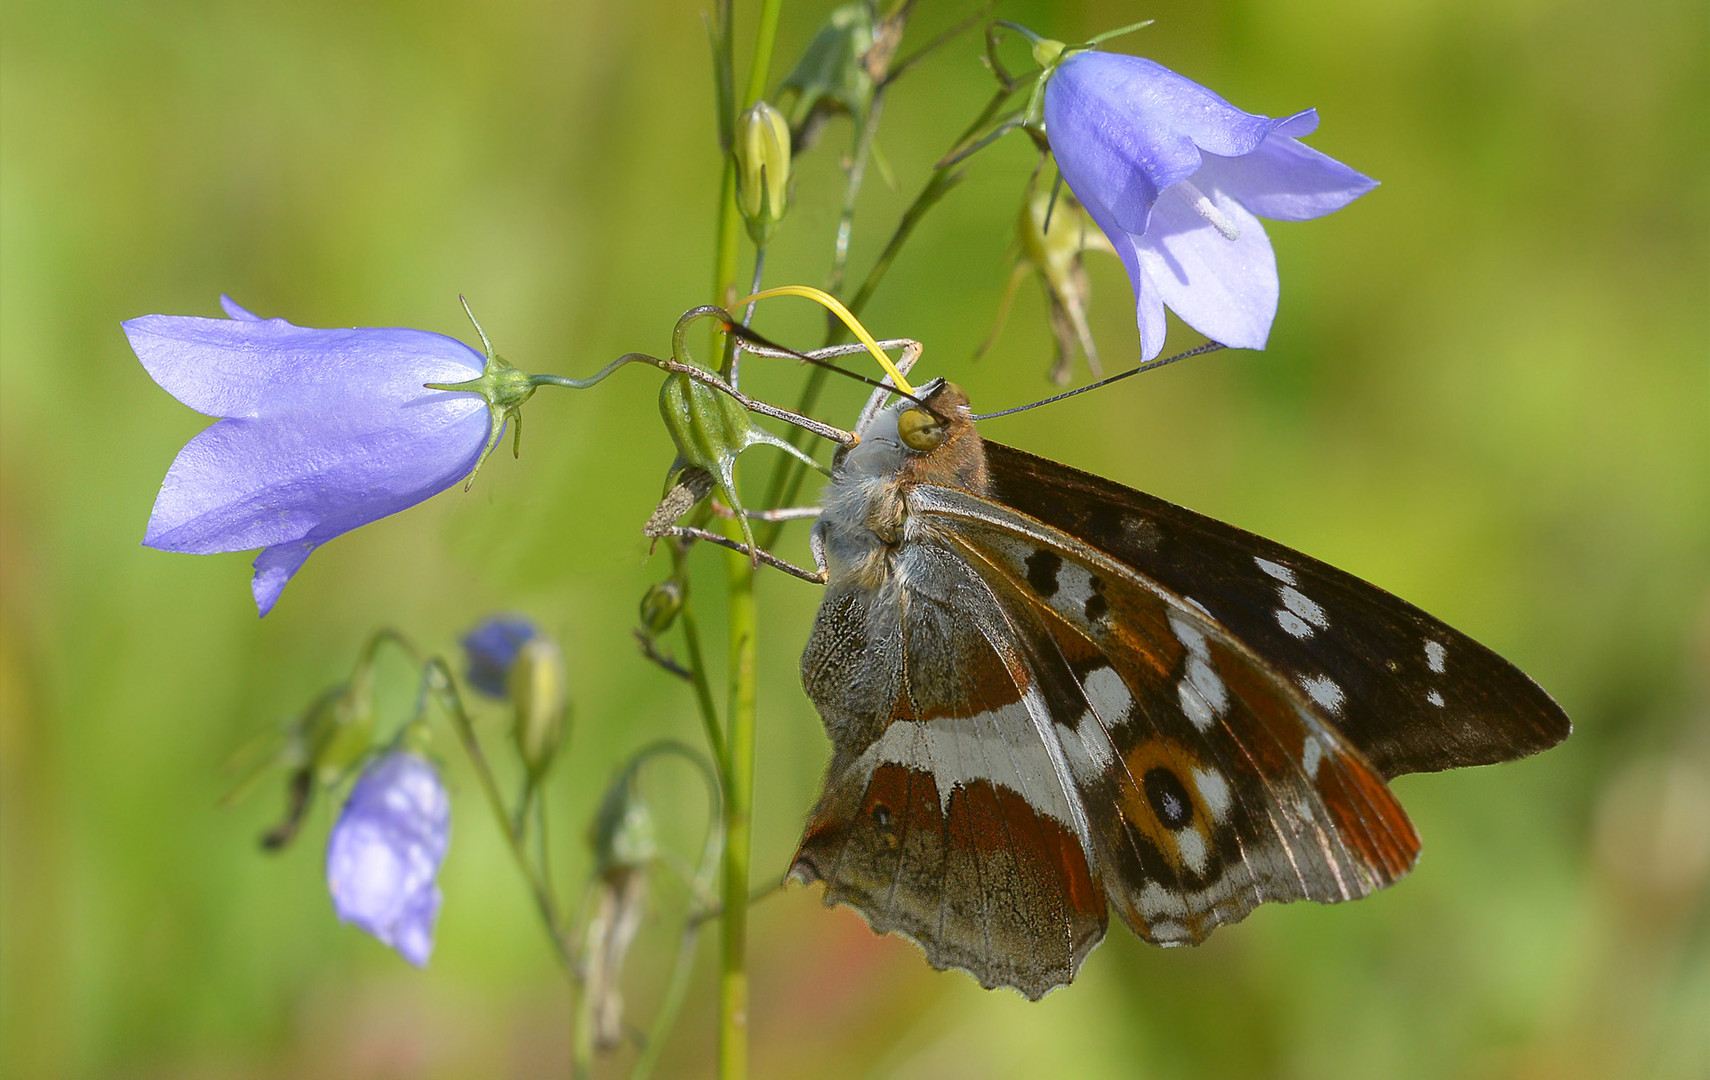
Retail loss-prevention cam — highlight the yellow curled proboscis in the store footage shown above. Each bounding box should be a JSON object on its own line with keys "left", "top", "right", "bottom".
{"left": 734, "top": 285, "right": 916, "bottom": 396}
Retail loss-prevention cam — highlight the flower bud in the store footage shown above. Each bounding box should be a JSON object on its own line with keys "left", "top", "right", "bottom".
{"left": 638, "top": 580, "right": 683, "bottom": 637}
{"left": 510, "top": 635, "right": 569, "bottom": 783}
{"left": 735, "top": 100, "right": 791, "bottom": 243}
{"left": 461, "top": 614, "right": 539, "bottom": 699}
{"left": 1031, "top": 37, "right": 1068, "bottom": 69}
{"left": 656, "top": 370, "right": 771, "bottom": 557}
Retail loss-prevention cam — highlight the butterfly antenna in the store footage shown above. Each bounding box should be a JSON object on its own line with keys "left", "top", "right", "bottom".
{"left": 720, "top": 320, "right": 931, "bottom": 407}
{"left": 970, "top": 341, "right": 1226, "bottom": 421}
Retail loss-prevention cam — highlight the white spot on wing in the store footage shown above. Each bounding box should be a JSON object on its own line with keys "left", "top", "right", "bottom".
{"left": 1058, "top": 712, "right": 1116, "bottom": 783}
{"left": 1299, "top": 674, "right": 1345, "bottom": 715}
{"left": 1276, "top": 608, "right": 1314, "bottom": 639}
{"left": 1177, "top": 829, "right": 1210, "bottom": 875}
{"left": 1279, "top": 585, "right": 1330, "bottom": 630}
{"left": 1179, "top": 682, "right": 1216, "bottom": 731}
{"left": 1192, "top": 767, "right": 1232, "bottom": 823}
{"left": 1425, "top": 639, "right": 1447, "bottom": 674}
{"left": 1050, "top": 561, "right": 1097, "bottom": 621}
{"left": 1137, "top": 882, "right": 1188, "bottom": 919}
{"left": 1254, "top": 556, "right": 1297, "bottom": 584}
{"left": 1169, "top": 610, "right": 1227, "bottom": 731}
{"left": 1081, "top": 666, "right": 1134, "bottom": 728}
{"left": 1426, "top": 689, "right": 1445, "bottom": 707}
{"left": 1186, "top": 656, "right": 1228, "bottom": 715}
{"left": 1167, "top": 610, "right": 1210, "bottom": 659}
{"left": 1301, "top": 737, "right": 1324, "bottom": 779}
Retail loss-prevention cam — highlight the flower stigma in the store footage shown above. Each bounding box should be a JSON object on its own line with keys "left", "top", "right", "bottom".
{"left": 734, "top": 284, "right": 915, "bottom": 395}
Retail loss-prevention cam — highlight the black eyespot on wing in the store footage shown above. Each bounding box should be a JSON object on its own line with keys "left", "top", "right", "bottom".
{"left": 1142, "top": 768, "right": 1194, "bottom": 830}
{"left": 1024, "top": 550, "right": 1062, "bottom": 599}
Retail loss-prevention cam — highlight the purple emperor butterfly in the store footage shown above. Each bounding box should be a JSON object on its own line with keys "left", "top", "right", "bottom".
{"left": 789, "top": 379, "right": 1570, "bottom": 1000}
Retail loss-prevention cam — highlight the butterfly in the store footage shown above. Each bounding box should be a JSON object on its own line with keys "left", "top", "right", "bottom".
{"left": 788, "top": 378, "right": 1570, "bottom": 1000}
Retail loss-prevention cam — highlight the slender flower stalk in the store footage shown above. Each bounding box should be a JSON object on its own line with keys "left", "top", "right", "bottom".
{"left": 709, "top": 1, "right": 783, "bottom": 1075}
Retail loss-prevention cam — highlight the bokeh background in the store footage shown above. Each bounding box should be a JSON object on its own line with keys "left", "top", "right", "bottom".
{"left": 3, "top": 0, "right": 1706, "bottom": 1076}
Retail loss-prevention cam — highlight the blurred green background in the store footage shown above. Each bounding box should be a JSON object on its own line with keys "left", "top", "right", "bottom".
{"left": 3, "top": 0, "right": 1707, "bottom": 1076}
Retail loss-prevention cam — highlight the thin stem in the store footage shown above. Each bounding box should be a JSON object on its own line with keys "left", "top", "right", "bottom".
{"left": 528, "top": 353, "right": 662, "bottom": 392}
{"left": 425, "top": 660, "right": 574, "bottom": 971}
{"left": 631, "top": 918, "right": 709, "bottom": 1080}
{"left": 717, "top": 546, "right": 757, "bottom": 1080}
{"left": 673, "top": 546, "right": 726, "bottom": 772}
{"left": 825, "top": 91, "right": 888, "bottom": 300}
{"left": 729, "top": 246, "right": 768, "bottom": 387}
{"left": 708, "top": 2, "right": 784, "bottom": 1077}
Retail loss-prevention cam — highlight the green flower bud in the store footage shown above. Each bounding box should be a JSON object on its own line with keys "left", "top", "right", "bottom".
{"left": 1032, "top": 37, "right": 1068, "bottom": 69}
{"left": 639, "top": 580, "right": 683, "bottom": 637}
{"left": 655, "top": 369, "right": 783, "bottom": 557}
{"left": 510, "top": 635, "right": 569, "bottom": 783}
{"left": 735, "top": 100, "right": 792, "bottom": 244}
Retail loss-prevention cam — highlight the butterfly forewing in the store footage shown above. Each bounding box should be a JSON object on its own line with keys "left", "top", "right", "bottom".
{"left": 917, "top": 486, "right": 1421, "bottom": 947}
{"left": 982, "top": 443, "right": 1571, "bottom": 777}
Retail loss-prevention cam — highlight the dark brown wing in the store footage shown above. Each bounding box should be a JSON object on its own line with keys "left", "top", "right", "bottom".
{"left": 982, "top": 442, "right": 1571, "bottom": 778}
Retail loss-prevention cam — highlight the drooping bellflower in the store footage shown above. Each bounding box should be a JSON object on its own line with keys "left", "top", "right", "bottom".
{"left": 325, "top": 751, "right": 450, "bottom": 967}
{"left": 1042, "top": 50, "right": 1378, "bottom": 361}
{"left": 125, "top": 298, "right": 499, "bottom": 615}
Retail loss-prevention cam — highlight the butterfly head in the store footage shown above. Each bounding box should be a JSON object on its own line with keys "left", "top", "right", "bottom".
{"left": 840, "top": 379, "right": 989, "bottom": 493}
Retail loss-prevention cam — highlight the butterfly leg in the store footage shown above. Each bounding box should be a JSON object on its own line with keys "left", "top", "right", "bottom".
{"left": 647, "top": 524, "right": 828, "bottom": 585}
{"left": 708, "top": 501, "right": 823, "bottom": 524}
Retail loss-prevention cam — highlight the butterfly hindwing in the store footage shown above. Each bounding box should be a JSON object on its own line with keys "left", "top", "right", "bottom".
{"left": 794, "top": 541, "right": 1108, "bottom": 1000}
{"left": 982, "top": 442, "right": 1571, "bottom": 777}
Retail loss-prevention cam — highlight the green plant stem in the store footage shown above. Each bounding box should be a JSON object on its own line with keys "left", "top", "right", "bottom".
{"left": 708, "top": 3, "right": 783, "bottom": 1078}
{"left": 678, "top": 592, "right": 726, "bottom": 771}
{"left": 716, "top": 549, "right": 758, "bottom": 1080}
{"left": 427, "top": 660, "right": 574, "bottom": 970}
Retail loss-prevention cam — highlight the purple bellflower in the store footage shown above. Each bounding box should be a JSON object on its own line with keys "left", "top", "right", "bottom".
{"left": 325, "top": 751, "right": 450, "bottom": 967}
{"left": 460, "top": 614, "right": 540, "bottom": 698}
{"left": 125, "top": 297, "right": 508, "bottom": 615}
{"left": 1042, "top": 50, "right": 1377, "bottom": 361}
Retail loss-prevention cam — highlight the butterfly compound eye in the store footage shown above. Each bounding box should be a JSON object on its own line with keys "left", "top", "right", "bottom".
{"left": 897, "top": 408, "right": 946, "bottom": 452}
